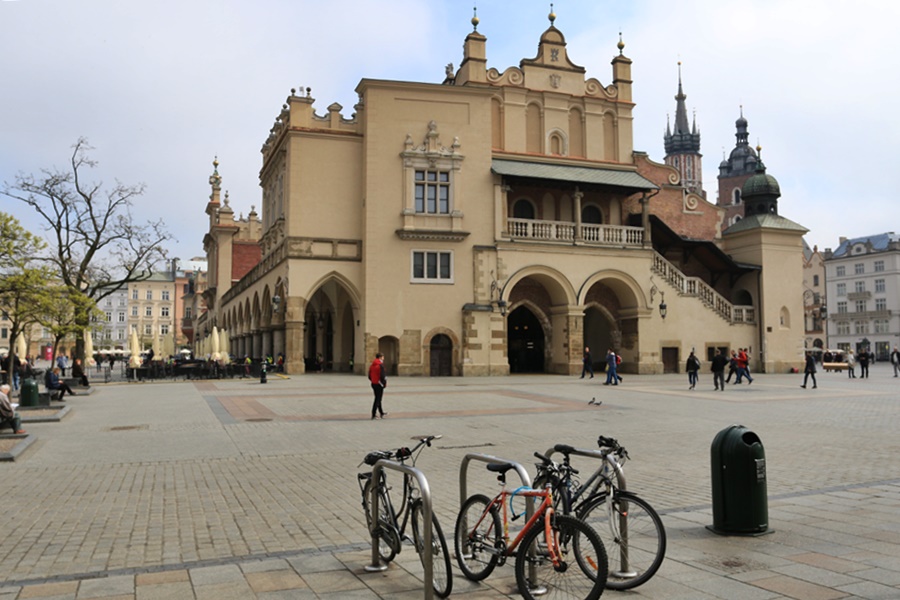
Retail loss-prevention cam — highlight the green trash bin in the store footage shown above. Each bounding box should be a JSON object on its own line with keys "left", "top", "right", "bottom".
{"left": 19, "top": 377, "right": 39, "bottom": 407}
{"left": 709, "top": 424, "right": 769, "bottom": 535}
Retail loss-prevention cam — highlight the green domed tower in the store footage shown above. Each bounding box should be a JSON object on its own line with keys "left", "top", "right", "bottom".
{"left": 742, "top": 149, "right": 781, "bottom": 217}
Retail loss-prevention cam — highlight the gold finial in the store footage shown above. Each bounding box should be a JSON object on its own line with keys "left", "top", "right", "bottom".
{"left": 213, "top": 156, "right": 219, "bottom": 170}
{"left": 471, "top": 5, "right": 479, "bottom": 30}
{"left": 617, "top": 31, "right": 625, "bottom": 55}
{"left": 549, "top": 3, "right": 556, "bottom": 24}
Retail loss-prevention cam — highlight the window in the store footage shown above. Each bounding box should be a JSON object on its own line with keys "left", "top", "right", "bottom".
{"left": 119, "top": 298, "right": 126, "bottom": 306}
{"left": 132, "top": 289, "right": 138, "bottom": 300}
{"left": 131, "top": 324, "right": 137, "bottom": 333}
{"left": 733, "top": 188, "right": 741, "bottom": 205}
{"left": 854, "top": 263, "right": 864, "bottom": 275}
{"left": 855, "top": 300, "right": 866, "bottom": 313}
{"left": 581, "top": 205, "right": 603, "bottom": 224}
{"left": 1, "top": 327, "right": 7, "bottom": 340}
{"left": 854, "top": 321, "right": 868, "bottom": 335}
{"left": 837, "top": 301, "right": 847, "bottom": 314}
{"left": 836, "top": 266, "right": 846, "bottom": 277}
{"left": 875, "top": 319, "right": 889, "bottom": 333}
{"left": 144, "top": 324, "right": 153, "bottom": 335}
{"left": 105, "top": 311, "right": 112, "bottom": 322}
{"left": 146, "top": 290, "right": 153, "bottom": 300}
{"left": 836, "top": 283, "right": 846, "bottom": 297}
{"left": 875, "top": 279, "right": 885, "bottom": 293}
{"left": 414, "top": 170, "right": 450, "bottom": 214}
{"left": 145, "top": 306, "right": 153, "bottom": 317}
{"left": 412, "top": 250, "right": 453, "bottom": 283}
{"left": 106, "top": 298, "right": 112, "bottom": 307}
{"left": 160, "top": 324, "right": 169, "bottom": 335}
{"left": 131, "top": 306, "right": 138, "bottom": 317}
{"left": 185, "top": 307, "right": 192, "bottom": 319}
{"left": 118, "top": 312, "right": 125, "bottom": 323}
{"left": 161, "top": 306, "right": 170, "bottom": 317}
{"left": 813, "top": 275, "right": 819, "bottom": 286}
{"left": 183, "top": 284, "right": 189, "bottom": 294}
{"left": 512, "top": 199, "right": 536, "bottom": 219}
{"left": 855, "top": 281, "right": 866, "bottom": 293}
{"left": 876, "top": 298, "right": 887, "bottom": 311}
{"left": 117, "top": 330, "right": 125, "bottom": 340}
{"left": 837, "top": 321, "right": 850, "bottom": 335}
{"left": 874, "top": 260, "right": 884, "bottom": 272}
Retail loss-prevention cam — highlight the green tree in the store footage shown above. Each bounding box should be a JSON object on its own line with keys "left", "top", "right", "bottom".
{"left": 2, "top": 138, "right": 172, "bottom": 359}
{"left": 0, "top": 212, "right": 54, "bottom": 376}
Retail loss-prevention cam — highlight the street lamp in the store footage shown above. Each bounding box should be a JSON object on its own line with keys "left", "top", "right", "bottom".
{"left": 272, "top": 295, "right": 281, "bottom": 314}
{"left": 490, "top": 276, "right": 508, "bottom": 316}
{"left": 659, "top": 291, "right": 667, "bottom": 320}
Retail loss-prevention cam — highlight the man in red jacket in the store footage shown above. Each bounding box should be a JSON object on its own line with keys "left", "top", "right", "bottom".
{"left": 368, "top": 352, "right": 388, "bottom": 419}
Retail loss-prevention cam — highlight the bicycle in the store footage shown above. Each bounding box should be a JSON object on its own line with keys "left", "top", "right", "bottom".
{"left": 357, "top": 434, "right": 452, "bottom": 598}
{"left": 454, "top": 454, "right": 609, "bottom": 600}
{"left": 533, "top": 435, "right": 666, "bottom": 590}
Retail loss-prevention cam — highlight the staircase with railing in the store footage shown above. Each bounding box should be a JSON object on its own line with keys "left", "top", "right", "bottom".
{"left": 652, "top": 251, "right": 755, "bottom": 324}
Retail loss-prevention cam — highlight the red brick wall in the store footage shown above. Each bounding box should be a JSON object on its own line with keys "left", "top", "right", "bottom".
{"left": 232, "top": 242, "right": 262, "bottom": 282}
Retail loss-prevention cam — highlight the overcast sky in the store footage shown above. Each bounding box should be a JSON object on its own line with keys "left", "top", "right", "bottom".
{"left": 2, "top": 0, "right": 898, "bottom": 260}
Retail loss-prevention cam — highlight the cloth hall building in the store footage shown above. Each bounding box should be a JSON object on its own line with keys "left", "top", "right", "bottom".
{"left": 197, "top": 13, "right": 808, "bottom": 377}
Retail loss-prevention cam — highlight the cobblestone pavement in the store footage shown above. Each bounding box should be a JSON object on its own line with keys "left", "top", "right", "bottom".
{"left": 1, "top": 364, "right": 899, "bottom": 598}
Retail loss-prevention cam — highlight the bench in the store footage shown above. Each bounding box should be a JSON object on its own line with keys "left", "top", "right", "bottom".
{"left": 38, "top": 390, "right": 63, "bottom": 404}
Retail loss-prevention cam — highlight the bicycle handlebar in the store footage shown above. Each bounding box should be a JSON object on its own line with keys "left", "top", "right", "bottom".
{"left": 359, "top": 434, "right": 443, "bottom": 467}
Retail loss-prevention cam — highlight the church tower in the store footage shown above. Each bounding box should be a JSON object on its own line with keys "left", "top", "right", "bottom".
{"left": 663, "top": 63, "right": 704, "bottom": 198}
{"left": 717, "top": 107, "right": 759, "bottom": 225}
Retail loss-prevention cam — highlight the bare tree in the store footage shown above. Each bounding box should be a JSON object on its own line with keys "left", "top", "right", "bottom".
{"left": 2, "top": 138, "right": 172, "bottom": 357}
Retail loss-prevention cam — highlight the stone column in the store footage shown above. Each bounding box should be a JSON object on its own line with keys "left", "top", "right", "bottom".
{"left": 573, "top": 186, "right": 583, "bottom": 242}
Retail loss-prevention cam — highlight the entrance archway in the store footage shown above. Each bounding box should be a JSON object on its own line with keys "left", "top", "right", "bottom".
{"left": 508, "top": 306, "right": 545, "bottom": 373}
{"left": 583, "top": 306, "right": 615, "bottom": 371}
{"left": 430, "top": 334, "right": 452, "bottom": 376}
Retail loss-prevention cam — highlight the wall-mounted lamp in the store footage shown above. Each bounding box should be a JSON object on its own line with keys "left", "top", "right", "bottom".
{"left": 302, "top": 321, "right": 308, "bottom": 333}
{"left": 659, "top": 291, "right": 667, "bottom": 320}
{"left": 490, "top": 276, "right": 508, "bottom": 316}
{"left": 317, "top": 313, "right": 326, "bottom": 329}
{"left": 272, "top": 295, "right": 282, "bottom": 314}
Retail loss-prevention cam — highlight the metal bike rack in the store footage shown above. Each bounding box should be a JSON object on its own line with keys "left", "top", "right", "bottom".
{"left": 459, "top": 453, "right": 538, "bottom": 589}
{"left": 543, "top": 444, "right": 634, "bottom": 577}
{"left": 364, "top": 459, "right": 436, "bottom": 600}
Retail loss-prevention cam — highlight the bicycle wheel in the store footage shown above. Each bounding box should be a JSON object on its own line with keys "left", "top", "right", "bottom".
{"left": 362, "top": 479, "right": 401, "bottom": 563}
{"left": 578, "top": 491, "right": 666, "bottom": 590}
{"left": 454, "top": 494, "right": 502, "bottom": 581}
{"left": 515, "top": 514, "right": 607, "bottom": 600}
{"left": 411, "top": 499, "right": 453, "bottom": 598}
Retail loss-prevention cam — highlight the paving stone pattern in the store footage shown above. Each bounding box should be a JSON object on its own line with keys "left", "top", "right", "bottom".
{"left": 1, "top": 365, "right": 899, "bottom": 598}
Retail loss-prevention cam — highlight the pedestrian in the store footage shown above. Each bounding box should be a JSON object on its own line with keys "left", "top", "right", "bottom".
{"left": 580, "top": 346, "right": 594, "bottom": 379}
{"left": 614, "top": 352, "right": 624, "bottom": 383}
{"left": 725, "top": 350, "right": 739, "bottom": 383}
{"left": 736, "top": 348, "right": 753, "bottom": 384}
{"left": 846, "top": 350, "right": 856, "bottom": 378}
{"left": 892, "top": 346, "right": 900, "bottom": 378}
{"left": 711, "top": 349, "right": 728, "bottom": 391}
{"left": 603, "top": 349, "right": 618, "bottom": 386}
{"left": 72, "top": 358, "right": 89, "bottom": 387}
{"left": 369, "top": 352, "right": 388, "bottom": 419}
{"left": 801, "top": 351, "right": 817, "bottom": 388}
{"left": 858, "top": 348, "right": 870, "bottom": 379}
{"left": 56, "top": 353, "right": 69, "bottom": 377}
{"left": 686, "top": 351, "right": 700, "bottom": 389}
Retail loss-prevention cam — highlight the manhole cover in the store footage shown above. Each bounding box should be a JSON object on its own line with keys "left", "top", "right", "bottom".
{"left": 108, "top": 425, "right": 149, "bottom": 432}
{"left": 245, "top": 418, "right": 272, "bottom": 422}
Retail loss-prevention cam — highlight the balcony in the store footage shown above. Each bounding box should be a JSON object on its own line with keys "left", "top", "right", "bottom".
{"left": 830, "top": 309, "right": 892, "bottom": 320}
{"left": 507, "top": 218, "right": 644, "bottom": 247}
{"left": 847, "top": 291, "right": 871, "bottom": 301}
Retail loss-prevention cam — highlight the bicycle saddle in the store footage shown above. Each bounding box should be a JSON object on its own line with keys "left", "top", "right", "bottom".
{"left": 486, "top": 462, "right": 516, "bottom": 474}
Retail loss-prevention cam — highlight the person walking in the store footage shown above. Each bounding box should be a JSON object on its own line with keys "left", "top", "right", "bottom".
{"left": 711, "top": 349, "right": 728, "bottom": 391}
{"left": 56, "top": 353, "right": 68, "bottom": 377}
{"left": 580, "top": 346, "right": 594, "bottom": 379}
{"left": 686, "top": 351, "right": 700, "bottom": 390}
{"left": 603, "top": 349, "right": 618, "bottom": 386}
{"left": 858, "top": 348, "right": 870, "bottom": 379}
{"left": 846, "top": 349, "right": 856, "bottom": 378}
{"left": 368, "top": 352, "right": 388, "bottom": 419}
{"left": 891, "top": 346, "right": 900, "bottom": 378}
{"left": 801, "top": 352, "right": 817, "bottom": 389}
{"left": 725, "top": 350, "right": 739, "bottom": 383}
{"left": 736, "top": 348, "right": 753, "bottom": 384}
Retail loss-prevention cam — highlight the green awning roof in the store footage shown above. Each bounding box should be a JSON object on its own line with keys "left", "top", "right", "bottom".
{"left": 491, "top": 159, "right": 658, "bottom": 191}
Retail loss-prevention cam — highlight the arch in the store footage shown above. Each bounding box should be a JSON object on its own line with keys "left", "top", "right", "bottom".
{"left": 512, "top": 198, "right": 536, "bottom": 219}
{"left": 732, "top": 188, "right": 742, "bottom": 205}
{"left": 547, "top": 128, "right": 567, "bottom": 156}
{"left": 378, "top": 336, "right": 400, "bottom": 377}
{"left": 303, "top": 270, "right": 362, "bottom": 309}
{"left": 504, "top": 265, "right": 577, "bottom": 307}
{"left": 424, "top": 327, "right": 460, "bottom": 377}
{"left": 779, "top": 306, "right": 791, "bottom": 328}
{"left": 577, "top": 270, "right": 644, "bottom": 310}
{"left": 732, "top": 288, "right": 753, "bottom": 306}
{"left": 506, "top": 300, "right": 550, "bottom": 373}
{"left": 581, "top": 204, "right": 604, "bottom": 224}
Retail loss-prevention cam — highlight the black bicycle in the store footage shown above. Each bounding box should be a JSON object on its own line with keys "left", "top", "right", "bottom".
{"left": 357, "top": 434, "right": 452, "bottom": 598}
{"left": 533, "top": 436, "right": 666, "bottom": 590}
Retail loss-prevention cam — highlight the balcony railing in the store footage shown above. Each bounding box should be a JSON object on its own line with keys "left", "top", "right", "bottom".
{"left": 507, "top": 218, "right": 644, "bottom": 247}
{"left": 847, "top": 291, "right": 871, "bottom": 301}
{"left": 652, "top": 251, "right": 755, "bottom": 324}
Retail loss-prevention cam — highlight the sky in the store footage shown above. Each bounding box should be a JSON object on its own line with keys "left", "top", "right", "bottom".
{"left": 2, "top": 0, "right": 899, "bottom": 260}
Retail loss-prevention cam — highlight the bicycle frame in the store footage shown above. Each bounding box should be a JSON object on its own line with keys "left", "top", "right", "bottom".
{"left": 465, "top": 486, "right": 563, "bottom": 568}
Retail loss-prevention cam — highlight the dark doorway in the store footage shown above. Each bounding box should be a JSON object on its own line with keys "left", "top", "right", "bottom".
{"left": 583, "top": 307, "right": 614, "bottom": 371}
{"left": 430, "top": 334, "right": 453, "bottom": 376}
{"left": 662, "top": 347, "right": 679, "bottom": 374}
{"left": 508, "top": 306, "right": 545, "bottom": 373}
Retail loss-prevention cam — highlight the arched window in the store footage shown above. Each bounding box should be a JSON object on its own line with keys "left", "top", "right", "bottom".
{"left": 733, "top": 188, "right": 742, "bottom": 205}
{"left": 513, "top": 199, "right": 536, "bottom": 219}
{"left": 582, "top": 205, "right": 603, "bottom": 224}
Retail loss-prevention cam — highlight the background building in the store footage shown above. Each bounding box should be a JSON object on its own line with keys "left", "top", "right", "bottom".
{"left": 802, "top": 242, "right": 827, "bottom": 351}
{"left": 94, "top": 285, "right": 130, "bottom": 350}
{"left": 824, "top": 233, "right": 900, "bottom": 360}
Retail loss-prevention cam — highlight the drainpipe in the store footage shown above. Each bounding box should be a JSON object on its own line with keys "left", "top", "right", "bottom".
{"left": 757, "top": 268, "right": 765, "bottom": 373}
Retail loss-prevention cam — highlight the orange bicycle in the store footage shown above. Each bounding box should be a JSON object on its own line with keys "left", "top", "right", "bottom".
{"left": 454, "top": 453, "right": 609, "bottom": 600}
